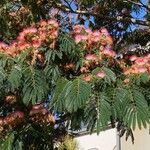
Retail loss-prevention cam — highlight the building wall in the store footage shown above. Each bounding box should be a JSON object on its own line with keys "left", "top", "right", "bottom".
{"left": 121, "top": 127, "right": 150, "bottom": 150}
{"left": 75, "top": 128, "right": 116, "bottom": 150}
{"left": 75, "top": 127, "right": 150, "bottom": 150}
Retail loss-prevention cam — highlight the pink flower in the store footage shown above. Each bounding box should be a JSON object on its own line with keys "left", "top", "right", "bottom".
{"left": 91, "top": 36, "right": 99, "bottom": 42}
{"left": 17, "top": 32, "right": 25, "bottom": 41}
{"left": 135, "top": 57, "right": 148, "bottom": 66}
{"left": 129, "top": 55, "right": 137, "bottom": 61}
{"left": 106, "top": 36, "right": 113, "bottom": 45}
{"left": 146, "top": 54, "right": 150, "bottom": 59}
{"left": 32, "top": 40, "right": 42, "bottom": 48}
{"left": 147, "top": 66, "right": 150, "bottom": 74}
{"left": 39, "top": 32, "right": 46, "bottom": 40}
{"left": 0, "top": 42, "right": 7, "bottom": 49}
{"left": 48, "top": 19, "right": 59, "bottom": 28}
{"left": 85, "top": 28, "right": 92, "bottom": 34}
{"left": 137, "top": 67, "right": 147, "bottom": 73}
{"left": 83, "top": 75, "right": 92, "bottom": 82}
{"left": 123, "top": 78, "right": 130, "bottom": 84}
{"left": 96, "top": 71, "right": 106, "bottom": 78}
{"left": 23, "top": 27, "right": 38, "bottom": 34}
{"left": 100, "top": 28, "right": 109, "bottom": 35}
{"left": 75, "top": 34, "right": 87, "bottom": 43}
{"left": 18, "top": 42, "right": 30, "bottom": 50}
{"left": 85, "top": 54, "right": 97, "bottom": 61}
{"left": 51, "top": 30, "right": 58, "bottom": 38}
{"left": 130, "top": 67, "right": 139, "bottom": 74}
{"left": 80, "top": 67, "right": 88, "bottom": 73}
{"left": 123, "top": 68, "right": 132, "bottom": 75}
{"left": 73, "top": 25, "right": 84, "bottom": 33}
{"left": 17, "top": 28, "right": 38, "bottom": 41}
{"left": 102, "top": 49, "right": 116, "bottom": 57}
{"left": 93, "top": 30, "right": 100, "bottom": 37}
{"left": 40, "top": 20, "right": 47, "bottom": 27}
{"left": 89, "top": 36, "right": 99, "bottom": 43}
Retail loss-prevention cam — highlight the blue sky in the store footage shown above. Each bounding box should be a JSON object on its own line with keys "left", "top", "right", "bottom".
{"left": 62, "top": 0, "right": 148, "bottom": 30}
{"left": 129, "top": 0, "right": 148, "bottom": 30}
{"left": 131, "top": 0, "right": 147, "bottom": 19}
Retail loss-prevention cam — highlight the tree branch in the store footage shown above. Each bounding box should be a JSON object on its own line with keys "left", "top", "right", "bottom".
{"left": 123, "top": 0, "right": 150, "bottom": 12}
{"left": 53, "top": 2, "right": 150, "bottom": 27}
{"left": 139, "top": 0, "right": 150, "bottom": 11}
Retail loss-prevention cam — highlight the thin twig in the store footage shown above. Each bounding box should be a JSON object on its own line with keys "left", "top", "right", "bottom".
{"left": 53, "top": 2, "right": 150, "bottom": 26}
{"left": 123, "top": 0, "right": 150, "bottom": 12}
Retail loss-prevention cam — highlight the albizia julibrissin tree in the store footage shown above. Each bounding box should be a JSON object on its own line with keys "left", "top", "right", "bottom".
{"left": 0, "top": 19, "right": 150, "bottom": 149}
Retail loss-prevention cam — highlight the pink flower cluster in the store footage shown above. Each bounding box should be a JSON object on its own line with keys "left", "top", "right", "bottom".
{"left": 73, "top": 25, "right": 115, "bottom": 82}
{"left": 83, "top": 71, "right": 106, "bottom": 82}
{"left": 123, "top": 54, "right": 150, "bottom": 75}
{"left": 73, "top": 25, "right": 113, "bottom": 47}
{"left": 73, "top": 25, "right": 116, "bottom": 57}
{"left": 0, "top": 19, "right": 59, "bottom": 57}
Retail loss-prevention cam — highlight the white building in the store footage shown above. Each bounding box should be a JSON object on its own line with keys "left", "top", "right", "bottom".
{"left": 75, "top": 128, "right": 116, "bottom": 150}
{"left": 75, "top": 127, "right": 150, "bottom": 150}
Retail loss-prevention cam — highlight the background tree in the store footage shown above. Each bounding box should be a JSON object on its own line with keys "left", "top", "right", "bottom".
{"left": 0, "top": 0, "right": 150, "bottom": 41}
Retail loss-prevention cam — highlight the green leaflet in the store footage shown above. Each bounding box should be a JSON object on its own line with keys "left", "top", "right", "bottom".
{"left": 45, "top": 50, "right": 62, "bottom": 63}
{"left": 96, "top": 93, "right": 111, "bottom": 133}
{"left": 140, "top": 72, "right": 149, "bottom": 84}
{"left": 103, "top": 67, "right": 116, "bottom": 84}
{"left": 59, "top": 34, "right": 76, "bottom": 54}
{"left": 44, "top": 65, "right": 60, "bottom": 82}
{"left": 51, "top": 78, "right": 91, "bottom": 113}
{"left": 22, "top": 67, "right": 48, "bottom": 105}
{"left": 51, "top": 78, "right": 71, "bottom": 112}
{"left": 8, "top": 65, "right": 22, "bottom": 90}
{"left": 0, "top": 66, "right": 6, "bottom": 83}
{"left": 85, "top": 92, "right": 111, "bottom": 134}
{"left": 65, "top": 78, "right": 91, "bottom": 112}
{"left": 115, "top": 87, "right": 150, "bottom": 130}
{"left": 114, "top": 88, "right": 129, "bottom": 120}
{"left": 118, "top": 89, "right": 150, "bottom": 129}
{"left": 0, "top": 132, "right": 15, "bottom": 150}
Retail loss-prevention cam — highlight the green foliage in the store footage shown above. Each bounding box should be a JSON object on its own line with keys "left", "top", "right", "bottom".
{"left": 51, "top": 78, "right": 91, "bottom": 112}
{"left": 85, "top": 92, "right": 111, "bottom": 133}
{"left": 0, "top": 66, "right": 6, "bottom": 84}
{"left": 0, "top": 132, "right": 15, "bottom": 150}
{"left": 8, "top": 65, "right": 22, "bottom": 91}
{"left": 58, "top": 33, "right": 81, "bottom": 62}
{"left": 65, "top": 78, "right": 91, "bottom": 112}
{"left": 51, "top": 78, "right": 70, "bottom": 112}
{"left": 22, "top": 66, "right": 49, "bottom": 105}
{"left": 103, "top": 67, "right": 116, "bottom": 84}
{"left": 0, "top": 0, "right": 150, "bottom": 147}
{"left": 114, "top": 86, "right": 150, "bottom": 130}
{"left": 59, "top": 34, "right": 76, "bottom": 54}
{"left": 140, "top": 72, "right": 149, "bottom": 84}
{"left": 124, "top": 88, "right": 149, "bottom": 130}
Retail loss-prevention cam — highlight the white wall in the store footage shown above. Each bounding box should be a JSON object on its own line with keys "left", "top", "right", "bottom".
{"left": 121, "top": 127, "right": 150, "bottom": 150}
{"left": 75, "top": 127, "right": 150, "bottom": 150}
{"left": 75, "top": 128, "right": 116, "bottom": 150}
